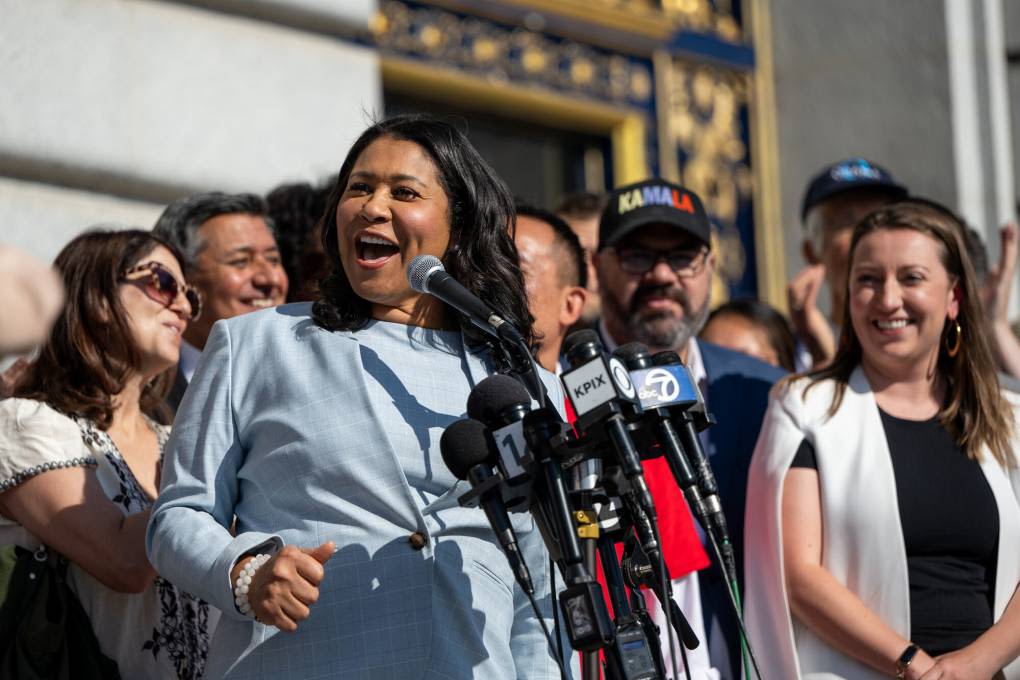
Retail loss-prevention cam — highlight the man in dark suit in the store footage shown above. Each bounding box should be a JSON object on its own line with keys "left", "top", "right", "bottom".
{"left": 593, "top": 179, "right": 784, "bottom": 678}
{"left": 153, "top": 192, "right": 289, "bottom": 412}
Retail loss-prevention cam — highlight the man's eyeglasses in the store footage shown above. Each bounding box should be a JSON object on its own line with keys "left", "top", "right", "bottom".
{"left": 613, "top": 246, "right": 709, "bottom": 277}
{"left": 119, "top": 262, "right": 202, "bottom": 322}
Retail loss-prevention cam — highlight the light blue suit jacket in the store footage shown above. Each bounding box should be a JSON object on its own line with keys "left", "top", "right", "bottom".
{"left": 147, "top": 303, "right": 571, "bottom": 679}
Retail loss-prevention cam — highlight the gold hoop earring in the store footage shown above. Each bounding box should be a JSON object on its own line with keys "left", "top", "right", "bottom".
{"left": 945, "top": 319, "right": 962, "bottom": 358}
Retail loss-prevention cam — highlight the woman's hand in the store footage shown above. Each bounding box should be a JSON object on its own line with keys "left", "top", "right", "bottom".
{"left": 917, "top": 646, "right": 999, "bottom": 680}
{"left": 233, "top": 542, "right": 335, "bottom": 632}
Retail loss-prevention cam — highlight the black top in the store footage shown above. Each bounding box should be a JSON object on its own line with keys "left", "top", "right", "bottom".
{"left": 790, "top": 409, "right": 999, "bottom": 655}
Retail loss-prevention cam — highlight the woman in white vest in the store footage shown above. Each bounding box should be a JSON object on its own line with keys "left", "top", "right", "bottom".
{"left": 745, "top": 199, "right": 1020, "bottom": 680}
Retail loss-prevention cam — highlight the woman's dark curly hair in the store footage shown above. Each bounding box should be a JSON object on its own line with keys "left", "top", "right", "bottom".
{"left": 15, "top": 228, "right": 184, "bottom": 427}
{"left": 312, "top": 114, "right": 534, "bottom": 347}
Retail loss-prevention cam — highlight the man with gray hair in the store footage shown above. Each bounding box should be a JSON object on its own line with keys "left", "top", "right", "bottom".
{"left": 153, "top": 191, "right": 288, "bottom": 410}
{"left": 787, "top": 158, "right": 907, "bottom": 368}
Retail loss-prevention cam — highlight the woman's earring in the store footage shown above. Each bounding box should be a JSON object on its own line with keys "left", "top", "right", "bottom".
{"left": 945, "top": 318, "right": 962, "bottom": 358}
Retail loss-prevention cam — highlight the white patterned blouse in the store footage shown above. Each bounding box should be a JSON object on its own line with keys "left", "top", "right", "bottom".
{"left": 0, "top": 397, "right": 217, "bottom": 680}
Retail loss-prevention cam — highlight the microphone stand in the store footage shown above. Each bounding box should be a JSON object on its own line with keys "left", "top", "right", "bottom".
{"left": 595, "top": 467, "right": 692, "bottom": 680}
{"left": 569, "top": 460, "right": 603, "bottom": 680}
{"left": 492, "top": 332, "right": 556, "bottom": 411}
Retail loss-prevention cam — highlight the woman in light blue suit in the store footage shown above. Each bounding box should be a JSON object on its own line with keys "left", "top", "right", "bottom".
{"left": 147, "top": 115, "right": 569, "bottom": 679}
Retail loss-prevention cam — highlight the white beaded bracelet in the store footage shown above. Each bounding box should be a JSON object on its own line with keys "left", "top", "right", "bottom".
{"left": 234, "top": 553, "right": 271, "bottom": 618}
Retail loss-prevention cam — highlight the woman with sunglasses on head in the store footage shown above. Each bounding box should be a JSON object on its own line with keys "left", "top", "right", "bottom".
{"left": 0, "top": 228, "right": 215, "bottom": 679}
{"left": 744, "top": 199, "right": 1020, "bottom": 679}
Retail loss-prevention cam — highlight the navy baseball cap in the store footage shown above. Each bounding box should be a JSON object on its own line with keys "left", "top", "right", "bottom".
{"left": 599, "top": 179, "right": 711, "bottom": 251}
{"left": 801, "top": 158, "right": 907, "bottom": 221}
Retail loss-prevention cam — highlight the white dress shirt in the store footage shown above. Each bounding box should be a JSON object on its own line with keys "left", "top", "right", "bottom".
{"left": 178, "top": 338, "right": 202, "bottom": 383}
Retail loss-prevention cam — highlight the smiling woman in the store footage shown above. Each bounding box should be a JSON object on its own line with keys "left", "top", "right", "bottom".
{"left": 1, "top": 229, "right": 215, "bottom": 679}
{"left": 334, "top": 136, "right": 452, "bottom": 326}
{"left": 744, "top": 199, "right": 1020, "bottom": 680}
{"left": 148, "top": 115, "right": 571, "bottom": 679}
{"left": 313, "top": 115, "right": 534, "bottom": 344}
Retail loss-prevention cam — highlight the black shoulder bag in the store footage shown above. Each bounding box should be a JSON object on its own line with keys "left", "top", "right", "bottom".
{"left": 0, "top": 545, "right": 121, "bottom": 680}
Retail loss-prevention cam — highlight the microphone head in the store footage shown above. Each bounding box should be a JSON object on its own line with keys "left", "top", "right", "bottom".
{"left": 562, "top": 329, "right": 602, "bottom": 367}
{"left": 467, "top": 374, "right": 532, "bottom": 424}
{"left": 613, "top": 342, "right": 652, "bottom": 370}
{"left": 521, "top": 407, "right": 566, "bottom": 453}
{"left": 440, "top": 418, "right": 496, "bottom": 481}
{"left": 407, "top": 254, "right": 445, "bottom": 294}
{"left": 652, "top": 350, "right": 683, "bottom": 367}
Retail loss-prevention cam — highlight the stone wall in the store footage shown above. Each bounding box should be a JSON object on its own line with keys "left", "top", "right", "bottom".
{"left": 768, "top": 0, "right": 957, "bottom": 307}
{"left": 0, "top": 0, "right": 381, "bottom": 262}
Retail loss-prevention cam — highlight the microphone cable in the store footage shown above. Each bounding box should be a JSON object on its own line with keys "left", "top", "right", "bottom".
{"left": 641, "top": 349, "right": 764, "bottom": 680}
{"left": 651, "top": 519, "right": 687, "bottom": 680}
{"left": 703, "top": 526, "right": 763, "bottom": 680}
{"left": 627, "top": 497, "right": 690, "bottom": 680}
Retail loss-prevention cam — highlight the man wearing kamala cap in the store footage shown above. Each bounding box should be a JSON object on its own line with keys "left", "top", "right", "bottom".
{"left": 593, "top": 178, "right": 784, "bottom": 678}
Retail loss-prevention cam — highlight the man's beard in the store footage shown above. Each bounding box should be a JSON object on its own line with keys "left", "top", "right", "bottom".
{"left": 602, "top": 283, "right": 710, "bottom": 351}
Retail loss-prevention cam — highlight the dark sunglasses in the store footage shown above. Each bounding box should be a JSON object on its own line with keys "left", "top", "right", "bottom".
{"left": 613, "top": 246, "right": 709, "bottom": 277}
{"left": 119, "top": 262, "right": 202, "bottom": 322}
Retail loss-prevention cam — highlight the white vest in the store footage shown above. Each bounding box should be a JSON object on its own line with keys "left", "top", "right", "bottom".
{"left": 743, "top": 367, "right": 1020, "bottom": 680}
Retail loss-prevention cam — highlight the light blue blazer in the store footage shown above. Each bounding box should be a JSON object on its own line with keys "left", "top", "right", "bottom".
{"left": 147, "top": 303, "right": 571, "bottom": 679}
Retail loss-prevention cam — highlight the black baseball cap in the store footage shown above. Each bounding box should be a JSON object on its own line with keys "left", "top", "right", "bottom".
{"left": 599, "top": 179, "right": 711, "bottom": 251}
{"left": 801, "top": 158, "right": 907, "bottom": 221}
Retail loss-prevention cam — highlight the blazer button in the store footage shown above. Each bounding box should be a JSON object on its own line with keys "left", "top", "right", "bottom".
{"left": 408, "top": 531, "right": 428, "bottom": 551}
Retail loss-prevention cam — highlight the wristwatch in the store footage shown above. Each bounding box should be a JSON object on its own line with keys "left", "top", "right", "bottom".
{"left": 896, "top": 644, "right": 920, "bottom": 680}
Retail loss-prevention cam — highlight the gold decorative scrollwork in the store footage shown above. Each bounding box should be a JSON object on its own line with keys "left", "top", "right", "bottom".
{"left": 372, "top": 1, "right": 655, "bottom": 106}
{"left": 496, "top": 0, "right": 742, "bottom": 42}
{"left": 667, "top": 58, "right": 751, "bottom": 286}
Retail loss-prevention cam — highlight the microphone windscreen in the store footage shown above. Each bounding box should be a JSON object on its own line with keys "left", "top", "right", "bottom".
{"left": 652, "top": 350, "right": 683, "bottom": 366}
{"left": 467, "top": 374, "right": 531, "bottom": 424}
{"left": 614, "top": 342, "right": 653, "bottom": 371}
{"left": 613, "top": 342, "right": 651, "bottom": 362}
{"left": 407, "top": 254, "right": 445, "bottom": 294}
{"left": 440, "top": 418, "right": 495, "bottom": 480}
{"left": 562, "top": 328, "right": 600, "bottom": 358}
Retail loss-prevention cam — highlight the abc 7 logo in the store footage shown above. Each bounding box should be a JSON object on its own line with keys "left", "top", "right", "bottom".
{"left": 643, "top": 368, "right": 680, "bottom": 401}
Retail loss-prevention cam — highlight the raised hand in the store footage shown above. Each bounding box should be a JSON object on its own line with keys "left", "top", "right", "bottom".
{"left": 981, "top": 223, "right": 1018, "bottom": 324}
{"left": 787, "top": 263, "right": 835, "bottom": 367}
{"left": 980, "top": 224, "right": 1020, "bottom": 379}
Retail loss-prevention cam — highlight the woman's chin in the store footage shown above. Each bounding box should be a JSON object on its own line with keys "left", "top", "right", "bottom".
{"left": 863, "top": 343, "right": 938, "bottom": 371}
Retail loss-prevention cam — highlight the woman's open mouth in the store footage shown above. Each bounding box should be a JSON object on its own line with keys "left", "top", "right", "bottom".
{"left": 356, "top": 233, "right": 400, "bottom": 268}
